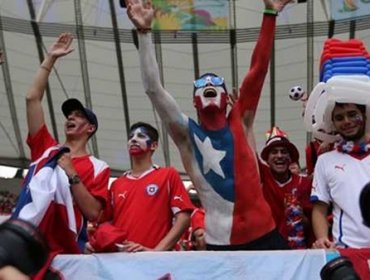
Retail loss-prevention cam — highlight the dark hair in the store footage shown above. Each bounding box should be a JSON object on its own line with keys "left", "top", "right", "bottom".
{"left": 198, "top": 72, "right": 219, "bottom": 79}
{"left": 0, "top": 219, "right": 48, "bottom": 276}
{"left": 130, "top": 122, "right": 159, "bottom": 142}
{"left": 334, "top": 102, "right": 366, "bottom": 115}
{"left": 360, "top": 181, "right": 370, "bottom": 228}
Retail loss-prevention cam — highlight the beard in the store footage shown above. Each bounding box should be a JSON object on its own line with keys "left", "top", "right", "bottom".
{"left": 340, "top": 125, "right": 366, "bottom": 141}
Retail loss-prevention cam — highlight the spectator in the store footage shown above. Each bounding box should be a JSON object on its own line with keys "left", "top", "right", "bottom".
{"left": 305, "top": 139, "right": 334, "bottom": 177}
{"left": 190, "top": 207, "right": 206, "bottom": 250}
{"left": 260, "top": 127, "right": 313, "bottom": 248}
{"left": 22, "top": 33, "right": 110, "bottom": 275}
{"left": 288, "top": 162, "right": 301, "bottom": 176}
{"left": 310, "top": 78, "right": 370, "bottom": 249}
{"left": 126, "top": 0, "right": 292, "bottom": 250}
{"left": 176, "top": 188, "right": 206, "bottom": 251}
{"left": 89, "top": 122, "right": 193, "bottom": 252}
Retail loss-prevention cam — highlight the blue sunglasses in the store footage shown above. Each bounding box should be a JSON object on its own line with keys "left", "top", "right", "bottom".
{"left": 193, "top": 76, "right": 225, "bottom": 89}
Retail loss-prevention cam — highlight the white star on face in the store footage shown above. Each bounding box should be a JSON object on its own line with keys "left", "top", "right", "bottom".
{"left": 194, "top": 134, "right": 226, "bottom": 179}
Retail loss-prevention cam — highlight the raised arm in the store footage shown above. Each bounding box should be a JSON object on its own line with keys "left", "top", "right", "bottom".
{"left": 127, "top": 0, "right": 188, "bottom": 144}
{"left": 26, "top": 33, "right": 74, "bottom": 136}
{"left": 238, "top": 0, "right": 292, "bottom": 128}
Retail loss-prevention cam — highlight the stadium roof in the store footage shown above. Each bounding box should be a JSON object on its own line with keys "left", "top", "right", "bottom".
{"left": 1, "top": 0, "right": 370, "bottom": 177}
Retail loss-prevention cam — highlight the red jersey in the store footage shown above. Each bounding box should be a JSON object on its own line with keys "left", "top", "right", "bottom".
{"left": 260, "top": 162, "right": 313, "bottom": 248}
{"left": 27, "top": 125, "right": 110, "bottom": 240}
{"left": 110, "top": 166, "right": 193, "bottom": 249}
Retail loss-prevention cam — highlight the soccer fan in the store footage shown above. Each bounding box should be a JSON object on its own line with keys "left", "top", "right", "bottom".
{"left": 126, "top": 0, "right": 292, "bottom": 250}
{"left": 176, "top": 188, "right": 206, "bottom": 251}
{"left": 89, "top": 122, "right": 193, "bottom": 252}
{"left": 309, "top": 78, "right": 370, "bottom": 249}
{"left": 260, "top": 127, "right": 313, "bottom": 248}
{"left": 22, "top": 33, "right": 110, "bottom": 276}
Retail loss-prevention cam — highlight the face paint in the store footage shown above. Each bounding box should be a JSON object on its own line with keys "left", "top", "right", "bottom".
{"left": 127, "top": 127, "right": 153, "bottom": 155}
{"left": 332, "top": 104, "right": 366, "bottom": 141}
{"left": 355, "top": 114, "right": 364, "bottom": 125}
{"left": 193, "top": 76, "right": 227, "bottom": 110}
{"left": 64, "top": 110, "right": 91, "bottom": 136}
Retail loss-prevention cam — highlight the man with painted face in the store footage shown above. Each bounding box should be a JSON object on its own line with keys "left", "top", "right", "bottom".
{"left": 260, "top": 127, "right": 313, "bottom": 249}
{"left": 24, "top": 33, "right": 110, "bottom": 277}
{"left": 90, "top": 122, "right": 193, "bottom": 252}
{"left": 312, "top": 102, "right": 370, "bottom": 249}
{"left": 126, "top": 0, "right": 292, "bottom": 250}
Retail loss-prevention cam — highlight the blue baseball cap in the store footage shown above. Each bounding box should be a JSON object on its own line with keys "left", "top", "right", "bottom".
{"left": 61, "top": 98, "right": 98, "bottom": 134}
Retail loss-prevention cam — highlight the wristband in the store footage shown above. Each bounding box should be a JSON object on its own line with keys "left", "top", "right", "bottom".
{"left": 263, "top": 8, "right": 278, "bottom": 16}
{"left": 137, "top": 28, "right": 152, "bottom": 34}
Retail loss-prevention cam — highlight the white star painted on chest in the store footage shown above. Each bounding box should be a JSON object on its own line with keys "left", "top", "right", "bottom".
{"left": 194, "top": 134, "right": 226, "bottom": 179}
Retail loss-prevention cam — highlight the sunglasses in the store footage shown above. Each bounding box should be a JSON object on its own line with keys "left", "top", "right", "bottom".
{"left": 193, "top": 76, "right": 224, "bottom": 89}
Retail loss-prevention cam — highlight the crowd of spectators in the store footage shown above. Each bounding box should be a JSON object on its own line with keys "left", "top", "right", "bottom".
{"left": 2, "top": 0, "right": 370, "bottom": 278}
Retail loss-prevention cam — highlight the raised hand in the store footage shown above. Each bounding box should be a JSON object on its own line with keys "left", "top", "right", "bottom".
{"left": 263, "top": 0, "right": 294, "bottom": 12}
{"left": 227, "top": 87, "right": 239, "bottom": 108}
{"left": 47, "top": 33, "right": 74, "bottom": 59}
{"left": 126, "top": 0, "right": 154, "bottom": 30}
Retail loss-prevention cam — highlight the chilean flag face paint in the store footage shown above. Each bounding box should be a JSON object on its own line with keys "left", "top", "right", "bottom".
{"left": 193, "top": 75, "right": 228, "bottom": 113}
{"left": 127, "top": 127, "right": 153, "bottom": 156}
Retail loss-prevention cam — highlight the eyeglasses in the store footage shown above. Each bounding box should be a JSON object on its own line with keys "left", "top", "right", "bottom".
{"left": 193, "top": 76, "right": 224, "bottom": 89}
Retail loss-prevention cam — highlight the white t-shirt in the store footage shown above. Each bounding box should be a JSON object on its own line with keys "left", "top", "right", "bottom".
{"left": 311, "top": 150, "right": 370, "bottom": 248}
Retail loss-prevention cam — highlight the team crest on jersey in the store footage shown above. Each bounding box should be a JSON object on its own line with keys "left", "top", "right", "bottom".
{"left": 146, "top": 184, "right": 159, "bottom": 196}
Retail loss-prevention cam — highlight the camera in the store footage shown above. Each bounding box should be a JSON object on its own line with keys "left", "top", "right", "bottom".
{"left": 0, "top": 218, "right": 48, "bottom": 276}
{"left": 320, "top": 256, "right": 360, "bottom": 280}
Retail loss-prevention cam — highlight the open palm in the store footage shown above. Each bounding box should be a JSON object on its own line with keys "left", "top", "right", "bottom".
{"left": 48, "top": 33, "right": 74, "bottom": 58}
{"left": 126, "top": 0, "right": 154, "bottom": 30}
{"left": 264, "top": 0, "right": 293, "bottom": 12}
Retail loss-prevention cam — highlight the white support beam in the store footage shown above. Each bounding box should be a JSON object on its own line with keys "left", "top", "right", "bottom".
{"left": 36, "top": 0, "right": 52, "bottom": 22}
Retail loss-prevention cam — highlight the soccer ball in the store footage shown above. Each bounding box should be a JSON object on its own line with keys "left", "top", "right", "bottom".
{"left": 289, "top": 86, "right": 305, "bottom": 101}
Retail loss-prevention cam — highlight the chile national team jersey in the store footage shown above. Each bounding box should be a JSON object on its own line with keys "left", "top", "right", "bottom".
{"left": 110, "top": 166, "right": 194, "bottom": 249}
